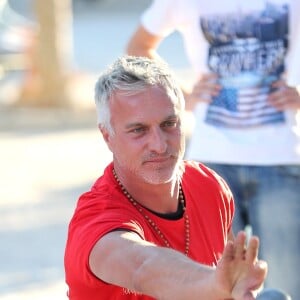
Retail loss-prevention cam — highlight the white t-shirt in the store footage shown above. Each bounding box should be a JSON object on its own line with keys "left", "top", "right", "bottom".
{"left": 141, "top": 0, "right": 300, "bottom": 165}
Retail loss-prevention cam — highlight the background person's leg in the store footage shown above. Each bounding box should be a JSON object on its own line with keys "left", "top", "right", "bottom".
{"left": 250, "top": 166, "right": 300, "bottom": 300}
{"left": 203, "top": 163, "right": 248, "bottom": 232}
{"left": 205, "top": 163, "right": 300, "bottom": 299}
{"left": 257, "top": 288, "right": 292, "bottom": 300}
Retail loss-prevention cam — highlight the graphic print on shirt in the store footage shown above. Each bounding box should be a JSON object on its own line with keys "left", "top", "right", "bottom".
{"left": 200, "top": 2, "right": 289, "bottom": 128}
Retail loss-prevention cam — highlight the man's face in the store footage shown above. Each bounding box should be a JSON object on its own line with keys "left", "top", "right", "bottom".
{"left": 104, "top": 85, "right": 185, "bottom": 185}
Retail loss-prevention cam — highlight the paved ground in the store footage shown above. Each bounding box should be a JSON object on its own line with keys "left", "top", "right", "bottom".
{"left": 0, "top": 124, "right": 112, "bottom": 300}
{"left": 0, "top": 0, "right": 192, "bottom": 299}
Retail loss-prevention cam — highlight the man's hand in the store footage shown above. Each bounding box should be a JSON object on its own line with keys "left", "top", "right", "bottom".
{"left": 185, "top": 73, "right": 221, "bottom": 110}
{"left": 268, "top": 80, "right": 300, "bottom": 110}
{"left": 215, "top": 231, "right": 268, "bottom": 300}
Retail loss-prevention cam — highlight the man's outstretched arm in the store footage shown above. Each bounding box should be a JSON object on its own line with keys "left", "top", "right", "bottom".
{"left": 89, "top": 230, "right": 267, "bottom": 300}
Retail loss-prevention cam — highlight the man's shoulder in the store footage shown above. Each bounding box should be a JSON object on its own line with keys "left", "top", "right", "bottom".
{"left": 183, "top": 160, "right": 228, "bottom": 188}
{"left": 182, "top": 160, "right": 233, "bottom": 206}
{"left": 183, "top": 160, "right": 212, "bottom": 175}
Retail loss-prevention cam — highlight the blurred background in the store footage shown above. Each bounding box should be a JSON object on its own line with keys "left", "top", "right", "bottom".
{"left": 0, "top": 0, "right": 191, "bottom": 299}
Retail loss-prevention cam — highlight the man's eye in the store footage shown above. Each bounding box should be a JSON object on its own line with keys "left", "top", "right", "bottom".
{"left": 163, "top": 120, "right": 177, "bottom": 128}
{"left": 131, "top": 127, "right": 145, "bottom": 133}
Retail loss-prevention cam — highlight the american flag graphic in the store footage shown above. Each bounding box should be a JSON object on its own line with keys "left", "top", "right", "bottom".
{"left": 201, "top": 2, "right": 289, "bottom": 128}
{"left": 205, "top": 85, "right": 285, "bottom": 127}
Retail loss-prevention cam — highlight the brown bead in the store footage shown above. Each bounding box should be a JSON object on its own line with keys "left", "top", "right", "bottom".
{"left": 113, "top": 168, "right": 190, "bottom": 256}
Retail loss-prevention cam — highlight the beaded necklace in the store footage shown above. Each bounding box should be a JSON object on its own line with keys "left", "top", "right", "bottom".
{"left": 112, "top": 168, "right": 190, "bottom": 256}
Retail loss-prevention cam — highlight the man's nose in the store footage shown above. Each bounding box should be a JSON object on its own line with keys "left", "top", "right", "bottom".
{"left": 148, "top": 128, "right": 167, "bottom": 153}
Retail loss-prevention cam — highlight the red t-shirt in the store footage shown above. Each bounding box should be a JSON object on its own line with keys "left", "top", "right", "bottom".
{"left": 64, "top": 160, "right": 234, "bottom": 299}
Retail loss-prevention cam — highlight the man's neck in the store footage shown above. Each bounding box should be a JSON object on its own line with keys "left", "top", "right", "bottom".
{"left": 113, "top": 167, "right": 180, "bottom": 214}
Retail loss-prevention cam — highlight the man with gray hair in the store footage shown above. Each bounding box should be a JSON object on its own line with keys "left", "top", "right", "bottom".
{"left": 64, "top": 55, "right": 267, "bottom": 299}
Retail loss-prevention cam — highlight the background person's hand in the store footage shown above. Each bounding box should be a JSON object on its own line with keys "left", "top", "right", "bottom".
{"left": 185, "top": 73, "right": 221, "bottom": 110}
{"left": 268, "top": 79, "right": 300, "bottom": 111}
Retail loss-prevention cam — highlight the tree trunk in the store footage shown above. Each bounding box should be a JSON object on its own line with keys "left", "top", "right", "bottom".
{"left": 19, "top": 0, "right": 73, "bottom": 106}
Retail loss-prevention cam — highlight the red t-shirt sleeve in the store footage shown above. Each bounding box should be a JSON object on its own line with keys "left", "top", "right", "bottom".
{"left": 65, "top": 190, "right": 146, "bottom": 288}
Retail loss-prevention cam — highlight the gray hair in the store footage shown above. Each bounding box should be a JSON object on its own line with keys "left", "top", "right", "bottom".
{"left": 94, "top": 55, "right": 185, "bottom": 133}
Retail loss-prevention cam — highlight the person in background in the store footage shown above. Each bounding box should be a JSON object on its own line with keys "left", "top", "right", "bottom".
{"left": 257, "top": 288, "right": 292, "bottom": 300}
{"left": 126, "top": 1, "right": 300, "bottom": 298}
{"left": 64, "top": 55, "right": 267, "bottom": 299}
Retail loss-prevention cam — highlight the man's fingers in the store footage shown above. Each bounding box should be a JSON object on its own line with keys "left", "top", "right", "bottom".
{"left": 271, "top": 79, "right": 289, "bottom": 89}
{"left": 235, "top": 231, "right": 247, "bottom": 259}
{"left": 224, "top": 232, "right": 262, "bottom": 265}
{"left": 199, "top": 73, "right": 219, "bottom": 81}
{"left": 245, "top": 236, "right": 259, "bottom": 264}
{"left": 222, "top": 240, "right": 235, "bottom": 261}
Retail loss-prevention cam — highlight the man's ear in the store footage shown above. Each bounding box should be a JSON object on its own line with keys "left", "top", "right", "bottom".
{"left": 99, "top": 125, "right": 109, "bottom": 143}
{"left": 98, "top": 125, "right": 113, "bottom": 152}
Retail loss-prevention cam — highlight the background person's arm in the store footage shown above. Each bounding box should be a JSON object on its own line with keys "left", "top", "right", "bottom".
{"left": 126, "top": 25, "right": 195, "bottom": 101}
{"left": 89, "top": 230, "right": 267, "bottom": 300}
{"left": 126, "top": 25, "right": 222, "bottom": 112}
{"left": 126, "top": 25, "right": 163, "bottom": 60}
